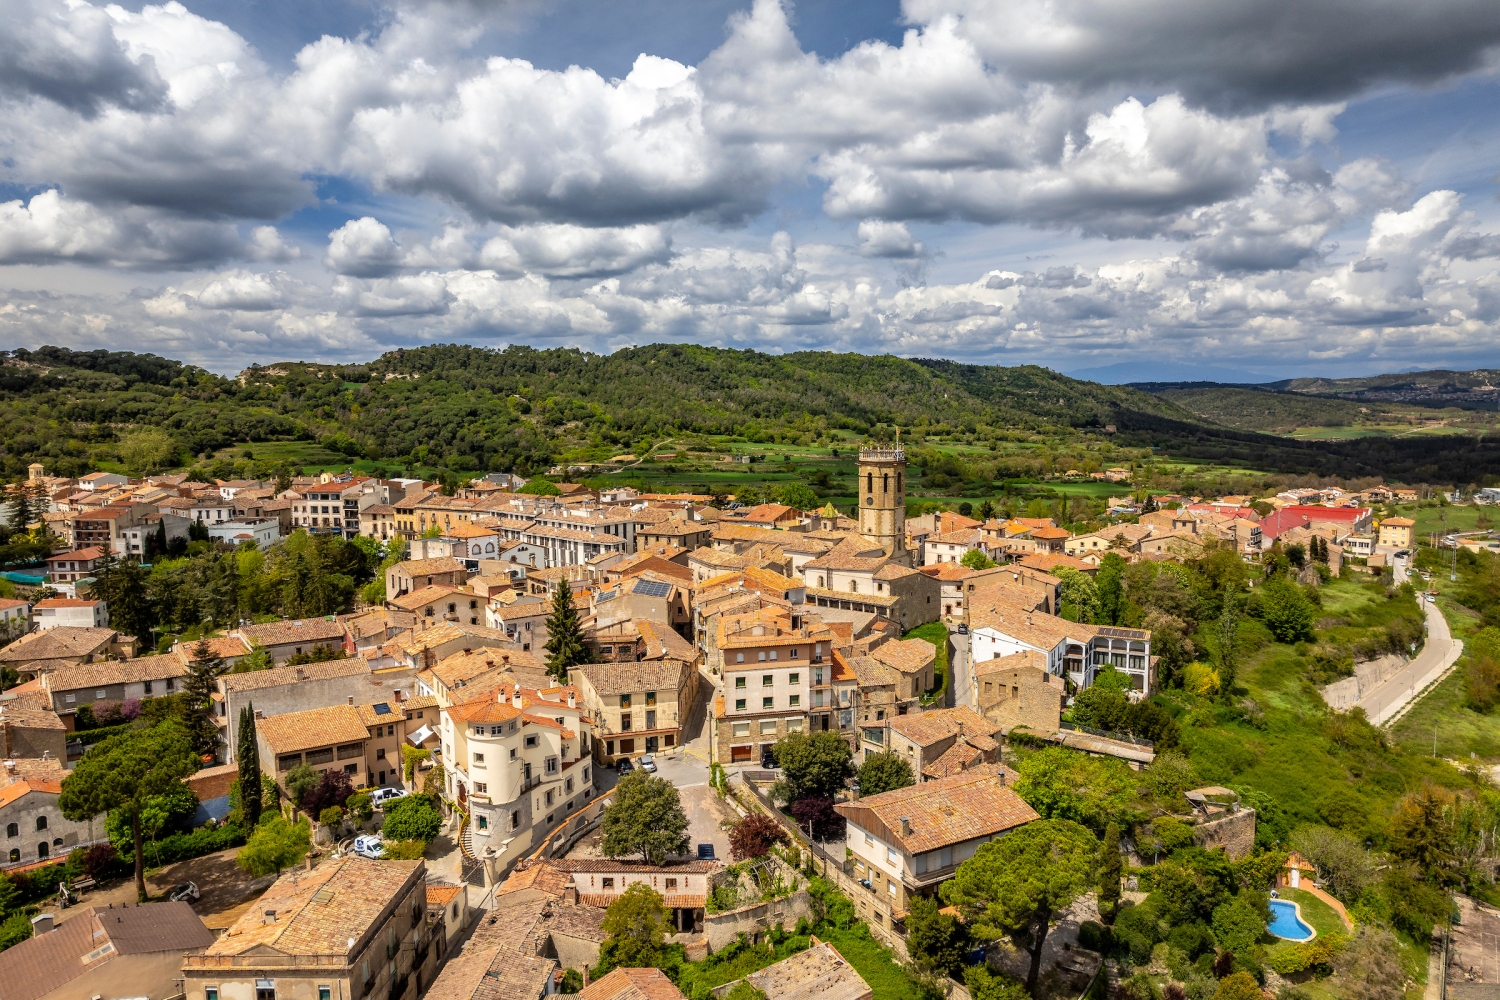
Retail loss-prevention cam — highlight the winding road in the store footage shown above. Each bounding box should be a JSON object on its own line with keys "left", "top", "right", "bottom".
{"left": 1359, "top": 596, "right": 1463, "bottom": 727}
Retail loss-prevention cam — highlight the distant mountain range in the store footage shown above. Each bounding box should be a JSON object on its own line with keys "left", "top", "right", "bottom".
{"left": 1067, "top": 361, "right": 1279, "bottom": 385}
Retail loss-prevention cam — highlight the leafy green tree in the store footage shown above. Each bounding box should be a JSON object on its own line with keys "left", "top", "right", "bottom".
{"left": 237, "top": 703, "right": 263, "bottom": 828}
{"left": 601, "top": 772, "right": 690, "bottom": 864}
{"left": 118, "top": 428, "right": 178, "bottom": 474}
{"left": 345, "top": 791, "right": 374, "bottom": 823}
{"left": 319, "top": 805, "right": 345, "bottom": 828}
{"left": 597, "top": 883, "right": 671, "bottom": 971}
{"left": 773, "top": 481, "right": 820, "bottom": 511}
{"left": 544, "top": 583, "right": 589, "bottom": 682}
{"left": 283, "top": 763, "right": 320, "bottom": 807}
{"left": 941, "top": 818, "right": 1098, "bottom": 995}
{"left": 91, "top": 555, "right": 157, "bottom": 641}
{"left": 518, "top": 478, "right": 563, "bottom": 496}
{"left": 857, "top": 751, "right": 915, "bottom": 797}
{"left": 380, "top": 839, "right": 427, "bottom": 860}
{"left": 1095, "top": 552, "right": 1126, "bottom": 626}
{"left": 1097, "top": 823, "right": 1123, "bottom": 925}
{"left": 977, "top": 500, "right": 996, "bottom": 522}
{"left": 1257, "top": 579, "right": 1316, "bottom": 644}
{"left": 59, "top": 723, "right": 199, "bottom": 901}
{"left": 1212, "top": 896, "right": 1267, "bottom": 956}
{"left": 0, "top": 912, "right": 31, "bottom": 951}
{"left": 7, "top": 482, "right": 32, "bottom": 535}
{"left": 1213, "top": 971, "right": 1263, "bottom": 1000}
{"left": 238, "top": 816, "right": 312, "bottom": 876}
{"left": 961, "top": 549, "right": 998, "bottom": 570}
{"left": 381, "top": 794, "right": 443, "bottom": 843}
{"left": 1055, "top": 567, "right": 1100, "bottom": 623}
{"left": 907, "top": 894, "right": 970, "bottom": 978}
{"left": 1012, "top": 747, "right": 1136, "bottom": 832}
{"left": 232, "top": 646, "right": 274, "bottom": 673}
{"left": 401, "top": 744, "right": 432, "bottom": 785}
{"left": 773, "top": 730, "right": 853, "bottom": 803}
{"left": 963, "top": 965, "right": 1029, "bottom": 1000}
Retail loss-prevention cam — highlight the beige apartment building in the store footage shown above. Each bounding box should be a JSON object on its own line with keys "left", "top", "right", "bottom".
{"left": 570, "top": 660, "right": 699, "bottom": 762}
{"left": 712, "top": 607, "right": 836, "bottom": 763}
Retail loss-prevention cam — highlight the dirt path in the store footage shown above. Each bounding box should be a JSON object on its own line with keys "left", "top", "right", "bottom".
{"left": 49, "top": 847, "right": 276, "bottom": 929}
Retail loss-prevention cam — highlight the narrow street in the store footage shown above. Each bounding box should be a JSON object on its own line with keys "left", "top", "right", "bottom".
{"left": 949, "top": 629, "right": 973, "bottom": 710}
{"left": 1360, "top": 597, "right": 1463, "bottom": 726}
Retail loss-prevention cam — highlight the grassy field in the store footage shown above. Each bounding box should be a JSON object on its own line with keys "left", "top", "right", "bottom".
{"left": 904, "top": 622, "right": 950, "bottom": 704}
{"left": 1275, "top": 887, "right": 1347, "bottom": 938}
{"left": 1389, "top": 588, "right": 1496, "bottom": 760}
{"left": 1403, "top": 503, "right": 1496, "bottom": 538}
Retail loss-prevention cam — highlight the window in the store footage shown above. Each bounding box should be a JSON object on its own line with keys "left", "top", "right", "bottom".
{"left": 376, "top": 748, "right": 386, "bottom": 760}
{"left": 787, "top": 717, "right": 803, "bottom": 732}
{"left": 887, "top": 846, "right": 898, "bottom": 864}
{"left": 735, "top": 677, "right": 746, "bottom": 689}
{"left": 602, "top": 877, "right": 615, "bottom": 889}
{"left": 545, "top": 789, "right": 554, "bottom": 805}
{"left": 790, "top": 648, "right": 799, "bottom": 659}
{"left": 37, "top": 842, "right": 47, "bottom": 858}
{"left": 760, "top": 719, "right": 778, "bottom": 735}
{"left": 735, "top": 653, "right": 744, "bottom": 663}
{"left": 256, "top": 980, "right": 276, "bottom": 1000}
{"left": 307, "top": 748, "right": 334, "bottom": 766}
{"left": 788, "top": 673, "right": 799, "bottom": 684}
{"left": 475, "top": 783, "right": 487, "bottom": 793}
{"left": 35, "top": 816, "right": 46, "bottom": 831}
{"left": 95, "top": 689, "right": 106, "bottom": 699}
{"left": 6, "top": 849, "right": 14, "bottom": 863}
{"left": 666, "top": 877, "right": 678, "bottom": 889}
{"left": 606, "top": 740, "right": 615, "bottom": 755}
{"left": 545, "top": 757, "right": 559, "bottom": 774}
{"left": 888, "top": 881, "right": 898, "bottom": 897}
{"left": 143, "top": 680, "right": 153, "bottom": 694}
{"left": 319, "top": 988, "right": 332, "bottom": 1000}
{"left": 525, "top": 735, "right": 538, "bottom": 748}
{"left": 763, "top": 697, "right": 774, "bottom": 709}
{"left": 645, "top": 691, "right": 656, "bottom": 706}
{"left": 621, "top": 713, "right": 632, "bottom": 731}
{"left": 207, "top": 989, "right": 220, "bottom": 1000}
{"left": 788, "top": 695, "right": 801, "bottom": 707}
{"left": 344, "top": 763, "right": 356, "bottom": 774}
{"left": 473, "top": 753, "right": 484, "bottom": 764}
{"left": 3, "top": 823, "right": 12, "bottom": 838}
{"left": 864, "top": 832, "right": 874, "bottom": 846}
{"left": 735, "top": 699, "right": 746, "bottom": 711}
{"left": 763, "top": 674, "right": 773, "bottom": 686}
{"left": 733, "top": 722, "right": 750, "bottom": 737}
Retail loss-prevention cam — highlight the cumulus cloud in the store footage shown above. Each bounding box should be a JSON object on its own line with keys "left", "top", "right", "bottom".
{"left": 197, "top": 270, "right": 286, "bottom": 311}
{"left": 326, "top": 217, "right": 408, "bottom": 277}
{"left": 0, "top": 190, "right": 246, "bottom": 267}
{"left": 913, "top": 0, "right": 1500, "bottom": 111}
{"left": 856, "top": 220, "right": 924, "bottom": 258}
{"left": 0, "top": 0, "right": 167, "bottom": 115}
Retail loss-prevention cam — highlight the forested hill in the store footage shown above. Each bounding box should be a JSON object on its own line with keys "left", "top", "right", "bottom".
{"left": 3, "top": 342, "right": 1500, "bottom": 484}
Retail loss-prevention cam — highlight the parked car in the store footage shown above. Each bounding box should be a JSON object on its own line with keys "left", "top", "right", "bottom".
{"left": 169, "top": 881, "right": 200, "bottom": 903}
{"left": 616, "top": 758, "right": 634, "bottom": 774}
{"left": 957, "top": 622, "right": 969, "bottom": 634}
{"left": 352, "top": 834, "right": 385, "bottom": 860}
{"left": 760, "top": 752, "right": 777, "bottom": 769}
{"left": 639, "top": 754, "right": 657, "bottom": 772}
{"left": 371, "top": 787, "right": 409, "bottom": 808}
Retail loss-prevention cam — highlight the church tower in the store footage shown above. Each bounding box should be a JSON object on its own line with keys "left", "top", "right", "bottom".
{"left": 857, "top": 443, "right": 907, "bottom": 559}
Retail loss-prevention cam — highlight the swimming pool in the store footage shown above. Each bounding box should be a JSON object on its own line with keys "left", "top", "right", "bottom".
{"left": 1268, "top": 899, "right": 1315, "bottom": 941}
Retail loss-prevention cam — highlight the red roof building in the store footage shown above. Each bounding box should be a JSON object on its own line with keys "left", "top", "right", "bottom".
{"left": 1259, "top": 505, "right": 1372, "bottom": 540}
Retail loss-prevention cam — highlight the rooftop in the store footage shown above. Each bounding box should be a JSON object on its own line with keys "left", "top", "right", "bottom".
{"left": 869, "top": 638, "right": 936, "bottom": 675}
{"left": 194, "top": 858, "right": 422, "bottom": 961}
{"left": 571, "top": 659, "right": 694, "bottom": 697}
{"left": 579, "top": 967, "right": 685, "bottom": 1000}
{"left": 237, "top": 617, "right": 346, "bottom": 647}
{"left": 43, "top": 655, "right": 189, "bottom": 693}
{"left": 220, "top": 656, "right": 368, "bottom": 692}
{"left": 746, "top": 940, "right": 872, "bottom": 1000}
{"left": 395, "top": 556, "right": 467, "bottom": 576}
{"left": 258, "top": 703, "right": 371, "bottom": 755}
{"left": 0, "top": 627, "right": 118, "bottom": 663}
{"left": 835, "top": 765, "right": 1038, "bottom": 855}
{"left": 423, "top": 944, "right": 556, "bottom": 1000}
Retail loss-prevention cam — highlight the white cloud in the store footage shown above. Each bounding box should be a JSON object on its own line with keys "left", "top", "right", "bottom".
{"left": 856, "top": 220, "right": 924, "bottom": 258}
{"left": 0, "top": 189, "right": 245, "bottom": 267}
{"left": 325, "top": 217, "right": 407, "bottom": 277}
{"left": 197, "top": 270, "right": 286, "bottom": 311}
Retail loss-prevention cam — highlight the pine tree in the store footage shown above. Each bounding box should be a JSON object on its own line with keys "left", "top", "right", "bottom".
{"left": 544, "top": 582, "right": 588, "bottom": 682}
{"left": 1098, "top": 822, "right": 1123, "bottom": 925}
{"left": 8, "top": 482, "right": 31, "bottom": 535}
{"left": 183, "top": 639, "right": 227, "bottom": 758}
{"left": 237, "top": 703, "right": 263, "bottom": 828}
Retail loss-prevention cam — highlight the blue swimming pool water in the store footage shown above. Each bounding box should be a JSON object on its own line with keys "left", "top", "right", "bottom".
{"left": 1268, "top": 900, "right": 1314, "bottom": 941}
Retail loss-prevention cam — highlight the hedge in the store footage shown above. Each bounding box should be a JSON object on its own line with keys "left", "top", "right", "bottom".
{"left": 71, "top": 722, "right": 136, "bottom": 747}
{"left": 124, "top": 823, "right": 247, "bottom": 868}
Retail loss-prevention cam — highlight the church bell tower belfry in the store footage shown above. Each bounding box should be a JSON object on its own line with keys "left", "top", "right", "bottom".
{"left": 857, "top": 440, "right": 907, "bottom": 559}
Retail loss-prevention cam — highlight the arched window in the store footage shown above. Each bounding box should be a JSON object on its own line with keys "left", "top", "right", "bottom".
{"left": 5, "top": 823, "right": 15, "bottom": 838}
{"left": 51, "top": 838, "right": 61, "bottom": 848}
{"left": 866, "top": 473, "right": 873, "bottom": 493}
{"left": 8, "top": 849, "right": 17, "bottom": 863}
{"left": 37, "top": 842, "right": 47, "bottom": 859}
{"left": 35, "top": 816, "right": 46, "bottom": 831}
{"left": 897, "top": 472, "right": 902, "bottom": 493}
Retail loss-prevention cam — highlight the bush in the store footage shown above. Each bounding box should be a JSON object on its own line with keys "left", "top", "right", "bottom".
{"left": 380, "top": 839, "right": 427, "bottom": 860}
{"left": 345, "top": 792, "right": 374, "bottom": 823}
{"left": 789, "top": 796, "right": 843, "bottom": 840}
{"left": 1077, "top": 920, "right": 1112, "bottom": 952}
{"left": 381, "top": 794, "right": 443, "bottom": 843}
{"left": 82, "top": 842, "right": 126, "bottom": 880}
{"left": 319, "top": 806, "right": 345, "bottom": 828}
{"left": 729, "top": 813, "right": 787, "bottom": 861}
{"left": 302, "top": 769, "right": 354, "bottom": 818}
{"left": 143, "top": 823, "right": 247, "bottom": 867}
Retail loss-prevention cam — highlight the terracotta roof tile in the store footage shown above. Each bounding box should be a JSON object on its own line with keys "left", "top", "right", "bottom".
{"left": 834, "top": 766, "right": 1038, "bottom": 854}
{"left": 257, "top": 703, "right": 370, "bottom": 754}
{"left": 870, "top": 639, "right": 935, "bottom": 675}
{"left": 746, "top": 941, "right": 872, "bottom": 1000}
{"left": 237, "top": 618, "right": 345, "bottom": 648}
{"left": 579, "top": 967, "right": 685, "bottom": 1000}
{"left": 221, "top": 656, "right": 367, "bottom": 692}
{"left": 888, "top": 706, "right": 999, "bottom": 748}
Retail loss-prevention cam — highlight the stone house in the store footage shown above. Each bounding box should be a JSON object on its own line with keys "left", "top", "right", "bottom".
{"left": 39, "top": 656, "right": 189, "bottom": 729}
{"left": 974, "top": 650, "right": 1062, "bottom": 735}
{"left": 876, "top": 706, "right": 1003, "bottom": 780}
{"left": 257, "top": 703, "right": 372, "bottom": 792}
{"left": 234, "top": 617, "right": 349, "bottom": 665}
{"left": 388, "top": 556, "right": 469, "bottom": 599}
{"left": 712, "top": 608, "right": 836, "bottom": 764}
{"left": 0, "top": 758, "right": 107, "bottom": 867}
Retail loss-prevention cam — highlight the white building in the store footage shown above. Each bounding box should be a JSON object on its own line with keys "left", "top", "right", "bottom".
{"left": 205, "top": 518, "right": 282, "bottom": 548}
{"left": 31, "top": 598, "right": 108, "bottom": 630}
{"left": 970, "top": 603, "right": 1153, "bottom": 693}
{"left": 440, "top": 683, "right": 595, "bottom": 872}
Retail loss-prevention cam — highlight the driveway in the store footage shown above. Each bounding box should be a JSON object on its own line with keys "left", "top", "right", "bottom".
{"left": 1359, "top": 597, "right": 1464, "bottom": 726}
{"left": 949, "top": 630, "right": 973, "bottom": 710}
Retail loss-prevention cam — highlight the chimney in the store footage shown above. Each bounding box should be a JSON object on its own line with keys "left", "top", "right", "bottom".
{"left": 501, "top": 654, "right": 510, "bottom": 664}
{"left": 564, "top": 885, "right": 578, "bottom": 905}
{"left": 567, "top": 691, "right": 576, "bottom": 709}
{"left": 254, "top": 710, "right": 263, "bottom": 720}
{"left": 347, "top": 696, "right": 354, "bottom": 705}
{"left": 512, "top": 684, "right": 522, "bottom": 708}
{"left": 899, "top": 817, "right": 911, "bottom": 838}
{"left": 29, "top": 913, "right": 53, "bottom": 934}
{"left": 263, "top": 909, "right": 278, "bottom": 925}
{"left": 305, "top": 852, "right": 315, "bottom": 871}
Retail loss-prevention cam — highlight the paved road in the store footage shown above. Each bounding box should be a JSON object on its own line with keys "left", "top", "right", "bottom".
{"left": 1358, "top": 597, "right": 1463, "bottom": 726}
{"left": 949, "top": 630, "right": 973, "bottom": 710}
{"left": 1392, "top": 551, "right": 1411, "bottom": 585}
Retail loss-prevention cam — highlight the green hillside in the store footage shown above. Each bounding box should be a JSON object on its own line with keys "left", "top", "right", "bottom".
{"left": 6, "top": 344, "right": 1500, "bottom": 486}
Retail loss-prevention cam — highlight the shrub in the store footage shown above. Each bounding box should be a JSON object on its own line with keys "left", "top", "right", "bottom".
{"left": 1077, "top": 920, "right": 1112, "bottom": 952}
{"left": 345, "top": 792, "right": 374, "bottom": 823}
{"left": 319, "top": 806, "right": 345, "bottom": 828}
{"left": 381, "top": 794, "right": 443, "bottom": 843}
{"left": 146, "top": 823, "right": 247, "bottom": 867}
{"left": 302, "top": 769, "right": 354, "bottom": 818}
{"left": 789, "top": 796, "right": 843, "bottom": 840}
{"left": 729, "top": 813, "right": 786, "bottom": 861}
{"left": 380, "top": 839, "right": 427, "bottom": 860}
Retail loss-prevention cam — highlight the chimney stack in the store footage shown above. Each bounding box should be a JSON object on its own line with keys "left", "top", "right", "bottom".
{"left": 29, "top": 913, "right": 52, "bottom": 935}
{"left": 347, "top": 696, "right": 354, "bottom": 705}
{"left": 567, "top": 691, "right": 576, "bottom": 709}
{"left": 564, "top": 885, "right": 578, "bottom": 905}
{"left": 899, "top": 817, "right": 911, "bottom": 837}
{"left": 512, "top": 684, "right": 522, "bottom": 709}
{"left": 305, "top": 852, "right": 315, "bottom": 871}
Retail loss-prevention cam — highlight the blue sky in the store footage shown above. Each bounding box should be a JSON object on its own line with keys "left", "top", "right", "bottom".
{"left": 2, "top": 0, "right": 1499, "bottom": 379}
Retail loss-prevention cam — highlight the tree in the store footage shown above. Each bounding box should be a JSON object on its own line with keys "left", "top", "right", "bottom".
{"left": 380, "top": 839, "right": 427, "bottom": 860}
{"left": 518, "top": 478, "right": 562, "bottom": 496}
{"left": 1095, "top": 553, "right": 1127, "bottom": 626}
{"left": 729, "top": 812, "right": 787, "bottom": 860}
{"left": 773, "top": 730, "right": 853, "bottom": 803}
{"left": 1212, "top": 972, "right": 1262, "bottom": 1000}
{"left": 940, "top": 819, "right": 1098, "bottom": 995}
{"left": 237, "top": 704, "right": 263, "bottom": 828}
{"left": 773, "top": 481, "right": 820, "bottom": 511}
{"left": 544, "top": 582, "right": 589, "bottom": 682}
{"left": 1290, "top": 826, "right": 1376, "bottom": 902}
{"left": 303, "top": 769, "right": 355, "bottom": 818}
{"left": 1055, "top": 567, "right": 1100, "bottom": 623}
{"left": 1098, "top": 823, "right": 1123, "bottom": 924}
{"left": 857, "top": 751, "right": 914, "bottom": 797}
{"left": 600, "top": 772, "right": 689, "bottom": 864}
{"left": 1257, "top": 579, "right": 1316, "bottom": 644}
{"left": 59, "top": 723, "right": 198, "bottom": 901}
{"left": 790, "top": 796, "right": 843, "bottom": 840}
{"left": 598, "top": 883, "right": 671, "bottom": 971}
{"left": 907, "top": 894, "right": 970, "bottom": 978}
{"left": 319, "top": 805, "right": 345, "bottom": 829}
{"left": 183, "top": 639, "right": 227, "bottom": 758}
{"left": 232, "top": 646, "right": 274, "bottom": 673}
{"left": 238, "top": 816, "right": 312, "bottom": 876}
{"left": 1211, "top": 897, "right": 1267, "bottom": 956}
{"left": 961, "top": 549, "right": 998, "bottom": 571}
{"left": 283, "top": 763, "right": 320, "bottom": 807}
{"left": 381, "top": 794, "right": 443, "bottom": 843}
{"left": 964, "top": 964, "right": 1029, "bottom": 1000}
{"left": 90, "top": 555, "right": 157, "bottom": 641}
{"left": 1012, "top": 747, "right": 1135, "bottom": 832}
{"left": 7, "top": 482, "right": 32, "bottom": 535}
{"left": 977, "top": 500, "right": 996, "bottom": 522}
{"left": 401, "top": 744, "right": 431, "bottom": 785}
{"left": 118, "top": 428, "right": 178, "bottom": 474}
{"left": 345, "top": 791, "right": 374, "bottom": 824}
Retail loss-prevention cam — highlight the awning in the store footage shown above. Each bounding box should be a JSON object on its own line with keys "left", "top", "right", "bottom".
{"left": 407, "top": 725, "right": 435, "bottom": 746}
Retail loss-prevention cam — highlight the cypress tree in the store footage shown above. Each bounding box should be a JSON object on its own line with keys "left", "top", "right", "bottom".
{"left": 183, "top": 639, "right": 227, "bottom": 758}
{"left": 1098, "top": 822, "right": 1123, "bottom": 925}
{"left": 544, "top": 582, "right": 588, "bottom": 682}
{"left": 238, "top": 703, "right": 263, "bottom": 827}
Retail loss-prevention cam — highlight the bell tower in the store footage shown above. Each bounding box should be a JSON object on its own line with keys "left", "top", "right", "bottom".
{"left": 857, "top": 442, "right": 906, "bottom": 559}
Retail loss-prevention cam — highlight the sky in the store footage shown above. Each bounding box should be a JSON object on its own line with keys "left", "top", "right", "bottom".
{"left": 2, "top": 0, "right": 1500, "bottom": 380}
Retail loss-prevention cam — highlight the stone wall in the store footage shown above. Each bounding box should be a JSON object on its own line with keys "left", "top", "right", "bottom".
{"left": 703, "top": 889, "right": 814, "bottom": 951}
{"left": 1192, "top": 807, "right": 1256, "bottom": 860}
